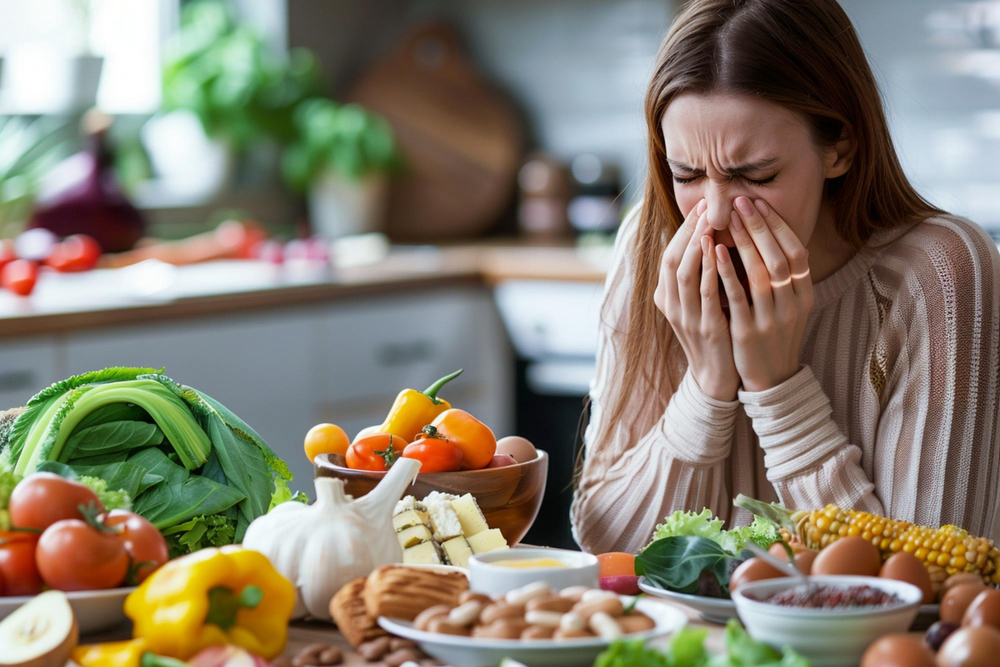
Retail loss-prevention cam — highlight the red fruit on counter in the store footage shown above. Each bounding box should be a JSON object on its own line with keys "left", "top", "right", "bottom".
{"left": 0, "top": 532, "right": 43, "bottom": 596}
{"left": 46, "top": 234, "right": 102, "bottom": 272}
{"left": 254, "top": 239, "right": 285, "bottom": 265}
{"left": 600, "top": 575, "right": 641, "bottom": 596}
{"left": 0, "top": 259, "right": 38, "bottom": 296}
{"left": 486, "top": 455, "right": 518, "bottom": 468}
{"left": 36, "top": 517, "right": 130, "bottom": 591}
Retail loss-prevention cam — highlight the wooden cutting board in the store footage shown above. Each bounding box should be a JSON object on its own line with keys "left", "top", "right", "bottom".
{"left": 349, "top": 23, "right": 523, "bottom": 241}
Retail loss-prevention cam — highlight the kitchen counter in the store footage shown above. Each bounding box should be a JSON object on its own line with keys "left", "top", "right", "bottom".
{"left": 0, "top": 242, "right": 608, "bottom": 340}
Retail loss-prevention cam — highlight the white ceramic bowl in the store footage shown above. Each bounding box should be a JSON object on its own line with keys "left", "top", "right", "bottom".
{"left": 468, "top": 548, "right": 599, "bottom": 598}
{"left": 0, "top": 587, "right": 136, "bottom": 635}
{"left": 378, "top": 596, "right": 687, "bottom": 667}
{"left": 732, "top": 576, "right": 923, "bottom": 667}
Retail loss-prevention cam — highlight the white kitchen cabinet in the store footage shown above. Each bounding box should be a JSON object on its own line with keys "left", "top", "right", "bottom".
{"left": 0, "top": 338, "right": 61, "bottom": 411}
{"left": 60, "top": 286, "right": 514, "bottom": 492}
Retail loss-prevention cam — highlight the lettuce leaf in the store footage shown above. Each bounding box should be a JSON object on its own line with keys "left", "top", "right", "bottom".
{"left": 160, "top": 514, "right": 237, "bottom": 557}
{"left": 649, "top": 509, "right": 779, "bottom": 555}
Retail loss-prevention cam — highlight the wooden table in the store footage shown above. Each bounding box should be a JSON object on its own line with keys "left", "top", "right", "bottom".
{"left": 89, "top": 598, "right": 726, "bottom": 664}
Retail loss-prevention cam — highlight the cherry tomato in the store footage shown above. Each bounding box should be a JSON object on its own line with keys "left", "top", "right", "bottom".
{"left": 9, "top": 472, "right": 104, "bottom": 531}
{"left": 402, "top": 428, "right": 463, "bottom": 473}
{"left": 1, "top": 259, "right": 38, "bottom": 296}
{"left": 304, "top": 423, "right": 350, "bottom": 463}
{"left": 346, "top": 434, "right": 405, "bottom": 471}
{"left": 36, "top": 518, "right": 129, "bottom": 591}
{"left": 0, "top": 532, "right": 43, "bottom": 596}
{"left": 46, "top": 234, "right": 102, "bottom": 272}
{"left": 431, "top": 409, "right": 497, "bottom": 470}
{"left": 103, "top": 510, "right": 169, "bottom": 583}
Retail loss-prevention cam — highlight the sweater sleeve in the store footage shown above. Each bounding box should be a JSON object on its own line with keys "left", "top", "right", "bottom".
{"left": 571, "top": 210, "right": 742, "bottom": 555}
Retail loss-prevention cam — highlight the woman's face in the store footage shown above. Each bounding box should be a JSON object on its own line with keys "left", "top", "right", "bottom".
{"left": 662, "top": 92, "right": 840, "bottom": 249}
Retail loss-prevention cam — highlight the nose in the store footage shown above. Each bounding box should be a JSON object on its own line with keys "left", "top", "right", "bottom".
{"left": 703, "top": 183, "right": 734, "bottom": 232}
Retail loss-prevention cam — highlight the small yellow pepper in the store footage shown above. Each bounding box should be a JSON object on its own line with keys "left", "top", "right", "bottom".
{"left": 360, "top": 369, "right": 463, "bottom": 442}
{"left": 124, "top": 546, "right": 295, "bottom": 660}
{"left": 71, "top": 639, "right": 187, "bottom": 667}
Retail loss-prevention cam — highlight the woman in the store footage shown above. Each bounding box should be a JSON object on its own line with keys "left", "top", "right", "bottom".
{"left": 571, "top": 0, "right": 1000, "bottom": 555}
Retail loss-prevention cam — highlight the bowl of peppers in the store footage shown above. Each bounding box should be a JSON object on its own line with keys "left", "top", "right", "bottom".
{"left": 312, "top": 370, "right": 548, "bottom": 547}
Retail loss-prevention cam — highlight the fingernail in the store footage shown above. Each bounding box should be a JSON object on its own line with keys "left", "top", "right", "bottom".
{"left": 700, "top": 235, "right": 710, "bottom": 254}
{"left": 696, "top": 199, "right": 707, "bottom": 215}
{"left": 754, "top": 199, "right": 771, "bottom": 216}
{"left": 715, "top": 245, "right": 729, "bottom": 264}
{"left": 730, "top": 211, "right": 744, "bottom": 233}
{"left": 735, "top": 197, "right": 754, "bottom": 216}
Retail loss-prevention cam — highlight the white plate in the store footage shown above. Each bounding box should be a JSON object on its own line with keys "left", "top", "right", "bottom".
{"left": 638, "top": 577, "right": 738, "bottom": 624}
{"left": 638, "top": 577, "right": 940, "bottom": 627}
{"left": 378, "top": 597, "right": 687, "bottom": 667}
{"left": 0, "top": 587, "right": 136, "bottom": 635}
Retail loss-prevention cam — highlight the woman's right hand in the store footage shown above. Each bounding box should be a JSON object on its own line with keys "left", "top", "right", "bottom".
{"left": 654, "top": 199, "right": 740, "bottom": 402}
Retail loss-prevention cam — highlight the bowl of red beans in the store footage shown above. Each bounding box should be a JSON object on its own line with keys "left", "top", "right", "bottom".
{"left": 731, "top": 575, "right": 924, "bottom": 667}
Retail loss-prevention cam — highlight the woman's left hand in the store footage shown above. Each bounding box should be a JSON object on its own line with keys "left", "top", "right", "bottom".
{"left": 716, "top": 196, "right": 815, "bottom": 392}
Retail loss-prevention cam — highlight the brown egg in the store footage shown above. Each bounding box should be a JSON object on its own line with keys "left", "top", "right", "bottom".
{"left": 941, "top": 584, "right": 988, "bottom": 624}
{"left": 767, "top": 543, "right": 818, "bottom": 575}
{"left": 860, "top": 634, "right": 936, "bottom": 667}
{"left": 495, "top": 436, "right": 538, "bottom": 463}
{"left": 729, "top": 557, "right": 787, "bottom": 592}
{"left": 812, "top": 537, "right": 881, "bottom": 577}
{"left": 880, "top": 552, "right": 934, "bottom": 604}
{"left": 937, "top": 626, "right": 1000, "bottom": 667}
{"left": 963, "top": 590, "right": 1000, "bottom": 631}
{"left": 943, "top": 574, "right": 987, "bottom": 598}
{"left": 769, "top": 541, "right": 810, "bottom": 557}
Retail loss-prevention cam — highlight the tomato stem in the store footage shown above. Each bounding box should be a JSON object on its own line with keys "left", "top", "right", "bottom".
{"left": 420, "top": 425, "right": 445, "bottom": 439}
{"left": 78, "top": 502, "right": 120, "bottom": 535}
{"left": 374, "top": 442, "right": 398, "bottom": 469}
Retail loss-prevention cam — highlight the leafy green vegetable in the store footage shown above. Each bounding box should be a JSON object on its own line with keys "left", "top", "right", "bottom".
{"left": 635, "top": 536, "right": 748, "bottom": 596}
{"left": 0, "top": 450, "right": 22, "bottom": 530}
{"left": 269, "top": 476, "right": 308, "bottom": 510}
{"left": 161, "top": 514, "right": 237, "bottom": 558}
{"left": 650, "top": 509, "right": 780, "bottom": 554}
{"left": 78, "top": 476, "right": 132, "bottom": 512}
{"left": 592, "top": 621, "right": 810, "bottom": 667}
{"left": 6, "top": 367, "right": 296, "bottom": 555}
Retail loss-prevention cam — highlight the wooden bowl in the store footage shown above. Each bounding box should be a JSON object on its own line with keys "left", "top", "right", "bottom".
{"left": 314, "top": 450, "right": 548, "bottom": 546}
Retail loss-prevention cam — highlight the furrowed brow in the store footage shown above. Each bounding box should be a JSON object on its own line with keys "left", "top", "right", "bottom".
{"left": 722, "top": 157, "right": 779, "bottom": 175}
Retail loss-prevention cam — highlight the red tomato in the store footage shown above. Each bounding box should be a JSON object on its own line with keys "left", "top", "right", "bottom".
{"left": 1, "top": 259, "right": 38, "bottom": 296}
{"left": 46, "top": 234, "right": 102, "bottom": 272}
{"left": 9, "top": 472, "right": 104, "bottom": 531}
{"left": 36, "top": 518, "right": 129, "bottom": 591}
{"left": 0, "top": 532, "right": 43, "bottom": 596}
{"left": 402, "top": 432, "right": 463, "bottom": 473}
{"left": 102, "top": 510, "right": 169, "bottom": 583}
{"left": 346, "top": 434, "right": 405, "bottom": 471}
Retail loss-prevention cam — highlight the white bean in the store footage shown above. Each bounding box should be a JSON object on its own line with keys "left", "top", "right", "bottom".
{"left": 560, "top": 612, "right": 586, "bottom": 633}
{"left": 559, "top": 585, "right": 592, "bottom": 600}
{"left": 506, "top": 581, "right": 552, "bottom": 606}
{"left": 447, "top": 600, "right": 484, "bottom": 626}
{"left": 524, "top": 610, "right": 564, "bottom": 627}
{"left": 582, "top": 589, "right": 618, "bottom": 604}
{"left": 589, "top": 612, "right": 623, "bottom": 640}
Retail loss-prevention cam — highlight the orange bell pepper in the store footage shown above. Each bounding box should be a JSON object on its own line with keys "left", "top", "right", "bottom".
{"left": 430, "top": 409, "right": 496, "bottom": 470}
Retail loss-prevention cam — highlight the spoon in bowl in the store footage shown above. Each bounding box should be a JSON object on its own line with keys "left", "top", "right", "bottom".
{"left": 744, "top": 541, "right": 812, "bottom": 590}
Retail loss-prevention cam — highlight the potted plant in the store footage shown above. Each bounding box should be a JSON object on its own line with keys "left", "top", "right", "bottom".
{"left": 146, "top": 0, "right": 321, "bottom": 199}
{"left": 281, "top": 99, "right": 399, "bottom": 238}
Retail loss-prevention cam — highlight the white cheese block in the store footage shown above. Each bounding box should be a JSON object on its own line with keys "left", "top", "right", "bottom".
{"left": 467, "top": 528, "right": 509, "bottom": 554}
{"left": 397, "top": 523, "right": 433, "bottom": 549}
{"left": 403, "top": 540, "right": 442, "bottom": 565}
{"left": 441, "top": 536, "right": 474, "bottom": 568}
{"left": 451, "top": 493, "right": 489, "bottom": 537}
{"left": 424, "top": 495, "right": 463, "bottom": 542}
{"left": 393, "top": 509, "right": 428, "bottom": 532}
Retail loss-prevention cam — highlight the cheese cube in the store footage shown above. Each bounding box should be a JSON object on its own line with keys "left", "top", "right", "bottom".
{"left": 441, "top": 536, "right": 474, "bottom": 568}
{"left": 451, "top": 494, "right": 490, "bottom": 537}
{"left": 467, "top": 528, "right": 508, "bottom": 554}
{"left": 403, "top": 540, "right": 442, "bottom": 565}
{"left": 392, "top": 509, "right": 428, "bottom": 532}
{"left": 425, "top": 497, "right": 463, "bottom": 542}
{"left": 397, "top": 523, "right": 433, "bottom": 549}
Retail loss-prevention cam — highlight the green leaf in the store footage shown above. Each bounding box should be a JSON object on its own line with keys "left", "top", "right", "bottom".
{"left": 127, "top": 448, "right": 190, "bottom": 485}
{"left": 635, "top": 536, "right": 746, "bottom": 596}
{"left": 132, "top": 475, "right": 245, "bottom": 529}
{"left": 204, "top": 414, "right": 270, "bottom": 541}
{"left": 37, "top": 460, "right": 151, "bottom": 499}
{"left": 75, "top": 403, "right": 153, "bottom": 430}
{"left": 61, "top": 420, "right": 164, "bottom": 461}
{"left": 160, "top": 513, "right": 237, "bottom": 558}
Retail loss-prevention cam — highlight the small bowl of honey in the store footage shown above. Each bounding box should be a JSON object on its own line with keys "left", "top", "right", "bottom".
{"left": 468, "top": 547, "right": 599, "bottom": 597}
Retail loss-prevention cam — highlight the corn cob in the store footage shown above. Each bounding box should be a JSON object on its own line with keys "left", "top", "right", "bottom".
{"left": 735, "top": 495, "right": 1000, "bottom": 590}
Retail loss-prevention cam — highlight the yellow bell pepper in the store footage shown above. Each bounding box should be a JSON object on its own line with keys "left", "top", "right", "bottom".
{"left": 71, "top": 639, "right": 187, "bottom": 667}
{"left": 361, "top": 369, "right": 463, "bottom": 442}
{"left": 124, "top": 546, "right": 295, "bottom": 660}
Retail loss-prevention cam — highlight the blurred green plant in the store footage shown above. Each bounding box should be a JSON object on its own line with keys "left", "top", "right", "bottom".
{"left": 280, "top": 98, "right": 399, "bottom": 191}
{"left": 0, "top": 117, "right": 70, "bottom": 238}
{"left": 162, "top": 0, "right": 322, "bottom": 151}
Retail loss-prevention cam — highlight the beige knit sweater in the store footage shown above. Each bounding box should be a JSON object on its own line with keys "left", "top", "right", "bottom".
{"left": 571, "top": 210, "right": 1000, "bottom": 555}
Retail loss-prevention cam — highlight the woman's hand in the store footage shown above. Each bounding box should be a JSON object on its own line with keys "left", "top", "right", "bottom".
{"left": 717, "top": 197, "right": 814, "bottom": 392}
{"left": 655, "top": 198, "right": 741, "bottom": 401}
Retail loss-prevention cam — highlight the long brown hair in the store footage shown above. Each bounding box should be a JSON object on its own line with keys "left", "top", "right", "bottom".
{"left": 594, "top": 0, "right": 942, "bottom": 456}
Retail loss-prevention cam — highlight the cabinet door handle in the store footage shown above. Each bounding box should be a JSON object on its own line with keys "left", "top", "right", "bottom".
{"left": 0, "top": 370, "right": 35, "bottom": 394}
{"left": 375, "top": 340, "right": 436, "bottom": 367}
